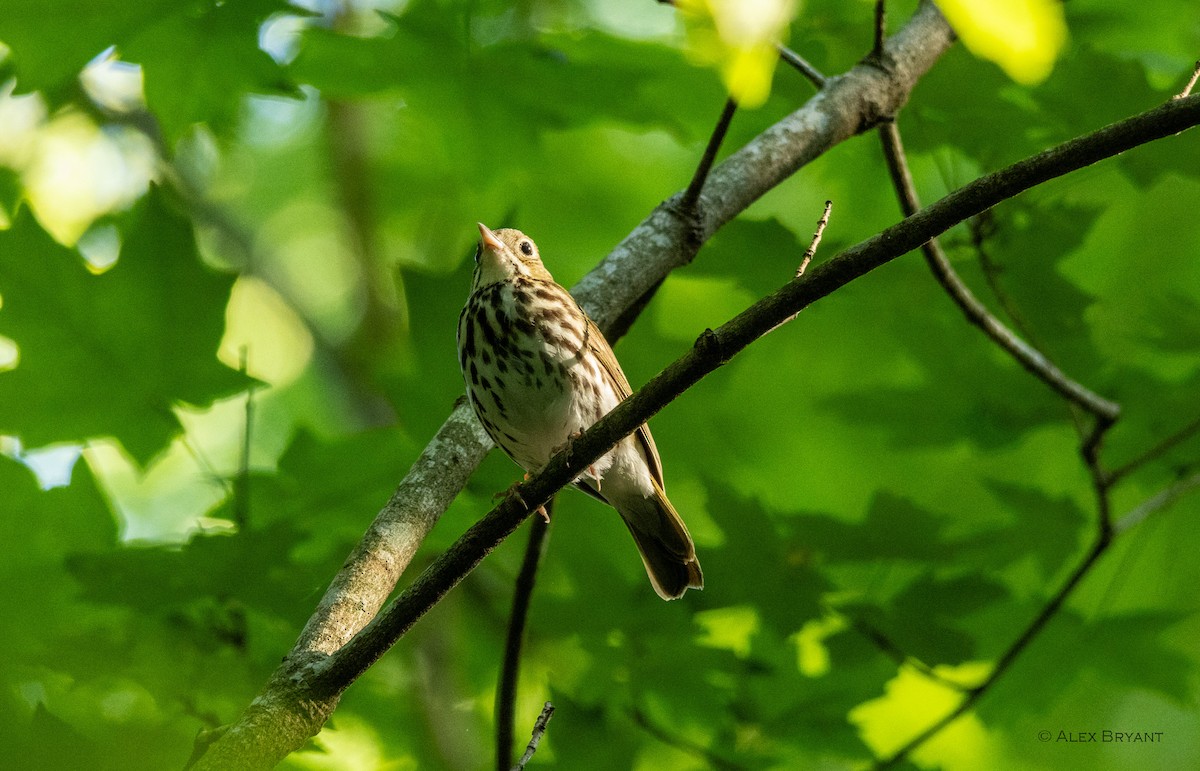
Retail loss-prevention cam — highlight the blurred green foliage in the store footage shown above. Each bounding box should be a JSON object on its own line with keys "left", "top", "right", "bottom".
{"left": 1, "top": 1, "right": 1199, "bottom": 769}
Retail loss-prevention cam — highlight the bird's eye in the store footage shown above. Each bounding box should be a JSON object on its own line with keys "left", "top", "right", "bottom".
{"left": 519, "top": 241, "right": 534, "bottom": 257}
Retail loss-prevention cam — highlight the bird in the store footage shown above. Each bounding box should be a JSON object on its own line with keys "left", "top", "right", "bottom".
{"left": 457, "top": 223, "right": 703, "bottom": 600}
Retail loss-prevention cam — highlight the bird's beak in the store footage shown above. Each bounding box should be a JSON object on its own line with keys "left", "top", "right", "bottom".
{"left": 477, "top": 222, "right": 504, "bottom": 252}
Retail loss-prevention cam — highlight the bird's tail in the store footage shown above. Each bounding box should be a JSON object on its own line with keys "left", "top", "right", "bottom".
{"left": 614, "top": 478, "right": 703, "bottom": 600}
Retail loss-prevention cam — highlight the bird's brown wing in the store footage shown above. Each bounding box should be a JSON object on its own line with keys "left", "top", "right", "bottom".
{"left": 582, "top": 313, "right": 666, "bottom": 488}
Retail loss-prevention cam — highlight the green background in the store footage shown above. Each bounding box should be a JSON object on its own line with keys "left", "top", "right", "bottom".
{"left": 1, "top": 1, "right": 1198, "bottom": 768}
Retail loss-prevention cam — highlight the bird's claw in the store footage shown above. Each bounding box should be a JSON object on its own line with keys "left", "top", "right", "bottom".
{"left": 493, "top": 473, "right": 532, "bottom": 509}
{"left": 551, "top": 432, "right": 600, "bottom": 488}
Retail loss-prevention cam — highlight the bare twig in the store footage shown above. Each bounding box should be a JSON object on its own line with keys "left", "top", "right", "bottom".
{"left": 877, "top": 120, "right": 1121, "bottom": 423}
{"left": 1107, "top": 415, "right": 1200, "bottom": 486}
{"left": 497, "top": 503, "right": 554, "bottom": 771}
{"left": 797, "top": 200, "right": 833, "bottom": 277}
{"left": 848, "top": 618, "right": 972, "bottom": 693}
{"left": 1175, "top": 60, "right": 1200, "bottom": 99}
{"left": 511, "top": 702, "right": 555, "bottom": 771}
{"left": 970, "top": 215, "right": 1041, "bottom": 346}
{"left": 875, "top": 528, "right": 1111, "bottom": 768}
{"left": 873, "top": 0, "right": 888, "bottom": 59}
{"left": 777, "top": 43, "right": 827, "bottom": 89}
{"left": 877, "top": 466, "right": 1200, "bottom": 768}
{"left": 231, "top": 347, "right": 255, "bottom": 530}
{"left": 1115, "top": 471, "right": 1200, "bottom": 534}
{"left": 680, "top": 98, "right": 739, "bottom": 217}
{"left": 631, "top": 707, "right": 743, "bottom": 770}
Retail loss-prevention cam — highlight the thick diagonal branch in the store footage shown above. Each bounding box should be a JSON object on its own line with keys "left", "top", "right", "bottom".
{"left": 311, "top": 93, "right": 1200, "bottom": 697}
{"left": 194, "top": 84, "right": 1200, "bottom": 770}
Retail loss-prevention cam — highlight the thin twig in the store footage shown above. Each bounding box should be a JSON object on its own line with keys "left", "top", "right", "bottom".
{"left": 875, "top": 529, "right": 1111, "bottom": 769}
{"left": 1115, "top": 471, "right": 1200, "bottom": 534}
{"left": 873, "top": 0, "right": 887, "bottom": 59}
{"left": 511, "top": 702, "right": 555, "bottom": 771}
{"left": 631, "top": 707, "right": 743, "bottom": 770}
{"left": 970, "top": 216, "right": 1038, "bottom": 344}
{"left": 773, "top": 200, "right": 834, "bottom": 332}
{"left": 878, "top": 467, "right": 1200, "bottom": 768}
{"left": 1107, "top": 415, "right": 1200, "bottom": 486}
{"left": 1175, "top": 61, "right": 1200, "bottom": 99}
{"left": 797, "top": 200, "right": 833, "bottom": 277}
{"left": 877, "top": 119, "right": 1121, "bottom": 423}
{"left": 497, "top": 503, "right": 553, "bottom": 771}
{"left": 777, "top": 43, "right": 827, "bottom": 89}
{"left": 232, "top": 346, "right": 255, "bottom": 530}
{"left": 680, "top": 98, "right": 739, "bottom": 217}
{"left": 848, "top": 618, "right": 972, "bottom": 693}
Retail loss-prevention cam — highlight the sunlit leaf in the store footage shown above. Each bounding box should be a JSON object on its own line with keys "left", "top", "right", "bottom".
{"left": 0, "top": 187, "right": 247, "bottom": 462}
{"left": 935, "top": 0, "right": 1067, "bottom": 84}
{"left": 676, "top": 0, "right": 801, "bottom": 107}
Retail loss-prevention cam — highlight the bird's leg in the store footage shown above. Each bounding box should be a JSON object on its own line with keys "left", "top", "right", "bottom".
{"left": 494, "top": 473, "right": 531, "bottom": 507}
{"left": 493, "top": 474, "right": 550, "bottom": 522}
{"left": 551, "top": 431, "right": 599, "bottom": 489}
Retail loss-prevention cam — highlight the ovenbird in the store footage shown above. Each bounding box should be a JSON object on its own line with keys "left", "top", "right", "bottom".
{"left": 458, "top": 223, "right": 703, "bottom": 600}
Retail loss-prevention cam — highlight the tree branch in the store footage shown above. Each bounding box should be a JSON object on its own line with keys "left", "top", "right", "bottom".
{"left": 877, "top": 119, "right": 1120, "bottom": 422}
{"left": 194, "top": 81, "right": 1200, "bottom": 767}
{"left": 875, "top": 465, "right": 1200, "bottom": 768}
{"left": 310, "top": 89, "right": 1200, "bottom": 709}
{"left": 496, "top": 502, "right": 553, "bottom": 771}
{"left": 511, "top": 702, "right": 555, "bottom": 771}
{"left": 192, "top": 6, "right": 957, "bottom": 768}
{"left": 1106, "top": 414, "right": 1200, "bottom": 486}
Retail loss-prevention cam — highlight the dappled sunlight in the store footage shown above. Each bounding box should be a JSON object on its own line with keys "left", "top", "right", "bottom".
{"left": 0, "top": 334, "right": 15, "bottom": 371}
{"left": 219, "top": 276, "right": 315, "bottom": 385}
{"left": 936, "top": 0, "right": 1067, "bottom": 85}
{"left": 850, "top": 662, "right": 1008, "bottom": 769}
{"left": 2, "top": 1, "right": 1198, "bottom": 767}
{"left": 257, "top": 202, "right": 367, "bottom": 344}
{"left": 792, "top": 614, "right": 847, "bottom": 677}
{"left": 694, "top": 605, "right": 760, "bottom": 658}
{"left": 288, "top": 714, "right": 416, "bottom": 771}
{"left": 22, "top": 111, "right": 155, "bottom": 245}
{"left": 676, "top": 0, "right": 798, "bottom": 107}
{"left": 84, "top": 437, "right": 231, "bottom": 543}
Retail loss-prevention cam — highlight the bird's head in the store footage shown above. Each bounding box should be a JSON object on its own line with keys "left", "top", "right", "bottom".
{"left": 472, "top": 223, "right": 554, "bottom": 289}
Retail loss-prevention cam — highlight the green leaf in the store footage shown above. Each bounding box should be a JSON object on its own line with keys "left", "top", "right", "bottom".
{"left": 0, "top": 455, "right": 117, "bottom": 765}
{"left": 958, "top": 479, "right": 1089, "bottom": 580}
{"left": 123, "top": 0, "right": 294, "bottom": 141}
{"left": 849, "top": 573, "right": 1011, "bottom": 665}
{"left": 793, "top": 491, "right": 960, "bottom": 564}
{"left": 0, "top": 188, "right": 247, "bottom": 462}
{"left": 698, "top": 482, "right": 828, "bottom": 633}
{"left": 1, "top": 0, "right": 291, "bottom": 141}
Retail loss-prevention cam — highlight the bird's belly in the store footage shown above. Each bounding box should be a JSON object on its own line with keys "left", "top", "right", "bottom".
{"left": 470, "top": 345, "right": 591, "bottom": 471}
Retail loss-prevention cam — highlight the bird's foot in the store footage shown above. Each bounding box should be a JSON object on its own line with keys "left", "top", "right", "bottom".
{"left": 493, "top": 475, "right": 550, "bottom": 522}
{"left": 551, "top": 432, "right": 599, "bottom": 488}
{"left": 493, "top": 473, "right": 532, "bottom": 509}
